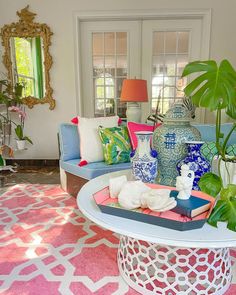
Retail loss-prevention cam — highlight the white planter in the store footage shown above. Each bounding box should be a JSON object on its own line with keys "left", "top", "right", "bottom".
{"left": 16, "top": 140, "right": 26, "bottom": 150}
{"left": 212, "top": 156, "right": 236, "bottom": 187}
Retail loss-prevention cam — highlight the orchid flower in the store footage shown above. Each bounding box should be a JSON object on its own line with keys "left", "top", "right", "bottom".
{"left": 8, "top": 106, "right": 26, "bottom": 120}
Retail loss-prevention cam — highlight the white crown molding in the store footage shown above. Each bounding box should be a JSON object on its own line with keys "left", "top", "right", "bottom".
{"left": 74, "top": 9, "right": 211, "bottom": 21}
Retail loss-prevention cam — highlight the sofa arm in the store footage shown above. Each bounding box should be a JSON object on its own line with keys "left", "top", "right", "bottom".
{"left": 58, "top": 123, "right": 80, "bottom": 161}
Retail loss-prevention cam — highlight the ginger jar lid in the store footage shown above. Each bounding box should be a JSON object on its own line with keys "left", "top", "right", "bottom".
{"left": 164, "top": 103, "right": 191, "bottom": 123}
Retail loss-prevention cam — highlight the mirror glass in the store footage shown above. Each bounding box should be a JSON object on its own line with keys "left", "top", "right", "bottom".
{"left": 0, "top": 6, "right": 55, "bottom": 109}
{"left": 11, "top": 37, "right": 45, "bottom": 99}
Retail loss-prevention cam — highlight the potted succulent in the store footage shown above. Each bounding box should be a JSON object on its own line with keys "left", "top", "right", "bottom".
{"left": 182, "top": 59, "right": 236, "bottom": 231}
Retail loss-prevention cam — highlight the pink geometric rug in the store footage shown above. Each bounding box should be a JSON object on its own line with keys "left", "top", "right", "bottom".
{"left": 0, "top": 184, "right": 235, "bottom": 295}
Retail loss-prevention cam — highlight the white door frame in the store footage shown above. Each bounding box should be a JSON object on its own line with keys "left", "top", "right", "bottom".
{"left": 74, "top": 9, "right": 211, "bottom": 119}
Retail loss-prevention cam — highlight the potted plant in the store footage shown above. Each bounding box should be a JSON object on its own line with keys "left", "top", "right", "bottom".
{"left": 15, "top": 124, "right": 33, "bottom": 150}
{"left": 0, "top": 78, "right": 24, "bottom": 135}
{"left": 182, "top": 59, "right": 236, "bottom": 231}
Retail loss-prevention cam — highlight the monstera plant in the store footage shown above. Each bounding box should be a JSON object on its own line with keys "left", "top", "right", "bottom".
{"left": 182, "top": 59, "right": 236, "bottom": 231}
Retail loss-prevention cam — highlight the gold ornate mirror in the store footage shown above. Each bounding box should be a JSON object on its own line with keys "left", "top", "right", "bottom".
{"left": 0, "top": 5, "right": 55, "bottom": 109}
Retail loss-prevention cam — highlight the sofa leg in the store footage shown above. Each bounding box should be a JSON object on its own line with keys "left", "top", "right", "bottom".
{"left": 60, "top": 170, "right": 88, "bottom": 197}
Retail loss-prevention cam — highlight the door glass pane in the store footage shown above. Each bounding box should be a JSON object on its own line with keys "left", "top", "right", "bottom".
{"left": 116, "top": 32, "right": 127, "bottom": 54}
{"left": 105, "top": 32, "right": 115, "bottom": 55}
{"left": 116, "top": 77, "right": 125, "bottom": 98}
{"left": 105, "top": 99, "right": 115, "bottom": 115}
{"left": 153, "top": 32, "right": 164, "bottom": 55}
{"left": 116, "top": 56, "right": 127, "bottom": 76}
{"left": 178, "top": 32, "right": 189, "bottom": 53}
{"left": 117, "top": 99, "right": 127, "bottom": 118}
{"left": 93, "top": 33, "right": 103, "bottom": 55}
{"left": 105, "top": 86, "right": 115, "bottom": 98}
{"left": 153, "top": 56, "right": 165, "bottom": 76}
{"left": 165, "top": 32, "right": 177, "bottom": 54}
{"left": 95, "top": 99, "right": 105, "bottom": 117}
{"left": 105, "top": 56, "right": 115, "bottom": 76}
{"left": 95, "top": 87, "right": 105, "bottom": 99}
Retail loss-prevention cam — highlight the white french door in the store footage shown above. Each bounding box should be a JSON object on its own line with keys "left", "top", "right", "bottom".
{"left": 80, "top": 21, "right": 141, "bottom": 117}
{"left": 141, "top": 19, "right": 203, "bottom": 122}
{"left": 79, "top": 16, "right": 208, "bottom": 122}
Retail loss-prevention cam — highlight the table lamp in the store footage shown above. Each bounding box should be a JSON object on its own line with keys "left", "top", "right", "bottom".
{"left": 120, "top": 79, "right": 148, "bottom": 122}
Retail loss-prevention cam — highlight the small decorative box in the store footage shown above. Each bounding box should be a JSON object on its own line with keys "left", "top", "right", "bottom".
{"left": 93, "top": 183, "right": 215, "bottom": 231}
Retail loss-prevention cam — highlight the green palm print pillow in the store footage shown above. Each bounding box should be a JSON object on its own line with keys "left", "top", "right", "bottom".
{"left": 98, "top": 126, "right": 131, "bottom": 165}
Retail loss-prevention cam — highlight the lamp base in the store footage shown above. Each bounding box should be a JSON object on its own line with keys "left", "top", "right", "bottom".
{"left": 126, "top": 102, "right": 141, "bottom": 122}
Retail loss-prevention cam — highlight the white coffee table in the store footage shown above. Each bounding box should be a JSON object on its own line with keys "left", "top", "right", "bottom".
{"left": 77, "top": 170, "right": 236, "bottom": 295}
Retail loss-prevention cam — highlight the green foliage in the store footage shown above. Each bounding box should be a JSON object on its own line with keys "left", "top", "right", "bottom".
{"left": 0, "top": 79, "right": 24, "bottom": 107}
{"left": 198, "top": 172, "right": 222, "bottom": 197}
{"left": 208, "top": 184, "right": 236, "bottom": 231}
{"left": 182, "top": 59, "right": 236, "bottom": 232}
{"left": 182, "top": 60, "right": 236, "bottom": 116}
{"left": 182, "top": 59, "right": 236, "bottom": 162}
{"left": 15, "top": 125, "right": 33, "bottom": 144}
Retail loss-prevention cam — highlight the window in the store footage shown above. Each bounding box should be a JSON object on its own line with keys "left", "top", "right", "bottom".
{"left": 12, "top": 37, "right": 44, "bottom": 98}
{"left": 92, "top": 32, "right": 128, "bottom": 117}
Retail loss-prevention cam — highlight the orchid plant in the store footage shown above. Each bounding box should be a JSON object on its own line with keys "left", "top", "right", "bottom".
{"left": 0, "top": 78, "right": 33, "bottom": 145}
{"left": 10, "top": 106, "right": 33, "bottom": 144}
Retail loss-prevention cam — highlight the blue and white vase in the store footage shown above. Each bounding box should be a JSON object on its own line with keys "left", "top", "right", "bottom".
{"left": 177, "top": 141, "right": 211, "bottom": 190}
{"left": 131, "top": 131, "right": 158, "bottom": 183}
{"left": 153, "top": 103, "right": 201, "bottom": 186}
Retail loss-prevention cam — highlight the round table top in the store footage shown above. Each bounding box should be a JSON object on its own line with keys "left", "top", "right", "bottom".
{"left": 77, "top": 170, "right": 236, "bottom": 248}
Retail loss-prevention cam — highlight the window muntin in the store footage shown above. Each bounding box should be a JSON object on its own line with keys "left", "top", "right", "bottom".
{"left": 151, "top": 31, "right": 189, "bottom": 115}
{"left": 92, "top": 32, "right": 127, "bottom": 117}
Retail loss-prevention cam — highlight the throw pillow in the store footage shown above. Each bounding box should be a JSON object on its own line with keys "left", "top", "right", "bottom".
{"left": 226, "top": 144, "right": 236, "bottom": 156}
{"left": 127, "top": 122, "right": 161, "bottom": 150}
{"left": 98, "top": 126, "right": 131, "bottom": 165}
{"left": 200, "top": 142, "right": 218, "bottom": 162}
{"left": 77, "top": 116, "right": 119, "bottom": 164}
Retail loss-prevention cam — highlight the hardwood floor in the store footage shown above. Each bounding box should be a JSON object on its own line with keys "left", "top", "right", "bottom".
{"left": 0, "top": 166, "right": 60, "bottom": 194}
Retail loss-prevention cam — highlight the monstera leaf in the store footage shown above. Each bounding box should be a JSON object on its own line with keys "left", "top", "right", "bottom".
{"left": 182, "top": 60, "right": 236, "bottom": 117}
{"left": 208, "top": 184, "right": 236, "bottom": 231}
{"left": 198, "top": 172, "right": 222, "bottom": 197}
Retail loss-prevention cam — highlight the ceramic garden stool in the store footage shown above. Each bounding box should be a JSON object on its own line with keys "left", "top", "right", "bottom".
{"left": 77, "top": 170, "right": 236, "bottom": 295}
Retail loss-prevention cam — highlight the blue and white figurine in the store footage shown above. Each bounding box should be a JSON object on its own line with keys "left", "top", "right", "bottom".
{"left": 131, "top": 131, "right": 158, "bottom": 183}
{"left": 177, "top": 141, "right": 211, "bottom": 190}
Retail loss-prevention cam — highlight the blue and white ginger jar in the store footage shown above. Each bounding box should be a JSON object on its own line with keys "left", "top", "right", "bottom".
{"left": 153, "top": 103, "right": 201, "bottom": 186}
{"left": 131, "top": 131, "right": 158, "bottom": 183}
{"left": 177, "top": 141, "right": 211, "bottom": 190}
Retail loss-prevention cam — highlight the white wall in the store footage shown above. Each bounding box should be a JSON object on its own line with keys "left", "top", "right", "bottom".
{"left": 0, "top": 0, "right": 236, "bottom": 159}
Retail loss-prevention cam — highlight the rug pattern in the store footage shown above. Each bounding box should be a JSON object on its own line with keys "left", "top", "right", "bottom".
{"left": 0, "top": 184, "right": 235, "bottom": 295}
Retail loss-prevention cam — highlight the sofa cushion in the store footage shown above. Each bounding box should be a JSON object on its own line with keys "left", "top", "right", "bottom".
{"left": 59, "top": 123, "right": 80, "bottom": 161}
{"left": 60, "top": 159, "right": 131, "bottom": 180}
{"left": 78, "top": 116, "right": 119, "bottom": 164}
{"left": 98, "top": 126, "right": 131, "bottom": 165}
{"left": 193, "top": 123, "right": 236, "bottom": 145}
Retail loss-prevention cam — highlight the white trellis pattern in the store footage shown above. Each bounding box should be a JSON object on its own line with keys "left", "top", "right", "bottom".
{"left": 118, "top": 236, "right": 232, "bottom": 295}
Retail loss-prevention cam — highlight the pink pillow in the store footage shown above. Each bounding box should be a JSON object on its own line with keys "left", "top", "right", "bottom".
{"left": 127, "top": 122, "right": 161, "bottom": 150}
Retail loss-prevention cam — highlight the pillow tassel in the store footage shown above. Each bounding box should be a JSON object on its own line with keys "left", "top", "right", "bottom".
{"left": 78, "top": 160, "right": 88, "bottom": 167}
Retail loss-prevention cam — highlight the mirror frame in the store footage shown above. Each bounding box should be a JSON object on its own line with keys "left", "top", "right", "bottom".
{"left": 0, "top": 5, "right": 55, "bottom": 110}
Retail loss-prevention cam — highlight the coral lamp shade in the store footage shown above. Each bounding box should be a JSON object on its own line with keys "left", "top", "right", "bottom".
{"left": 120, "top": 79, "right": 148, "bottom": 102}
